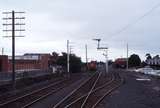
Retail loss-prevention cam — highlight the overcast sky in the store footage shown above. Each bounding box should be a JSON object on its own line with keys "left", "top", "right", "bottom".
{"left": 0, "top": 0, "right": 160, "bottom": 62}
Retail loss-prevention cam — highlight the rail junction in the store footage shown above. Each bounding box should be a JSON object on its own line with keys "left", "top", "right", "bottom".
{"left": 0, "top": 71, "right": 123, "bottom": 108}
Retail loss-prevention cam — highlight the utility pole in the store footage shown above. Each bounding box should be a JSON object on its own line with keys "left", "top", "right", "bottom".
{"left": 67, "top": 40, "right": 70, "bottom": 78}
{"left": 103, "top": 50, "right": 108, "bottom": 74}
{"left": 2, "top": 10, "right": 25, "bottom": 90}
{"left": 69, "top": 45, "right": 74, "bottom": 54}
{"left": 70, "top": 47, "right": 72, "bottom": 54}
{"left": 126, "top": 43, "right": 129, "bottom": 70}
{"left": 85, "top": 44, "right": 88, "bottom": 70}
{"left": 2, "top": 48, "right": 4, "bottom": 55}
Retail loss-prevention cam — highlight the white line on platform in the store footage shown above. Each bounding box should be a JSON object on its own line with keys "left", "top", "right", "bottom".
{"left": 136, "top": 78, "right": 151, "bottom": 81}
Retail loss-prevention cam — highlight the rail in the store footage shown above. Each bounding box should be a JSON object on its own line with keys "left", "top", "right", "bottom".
{"left": 64, "top": 72, "right": 123, "bottom": 108}
{"left": 0, "top": 79, "right": 68, "bottom": 108}
{"left": 53, "top": 72, "right": 100, "bottom": 108}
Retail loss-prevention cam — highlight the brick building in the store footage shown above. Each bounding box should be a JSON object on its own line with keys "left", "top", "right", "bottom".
{"left": 0, "top": 55, "right": 8, "bottom": 72}
{"left": 0, "top": 53, "right": 50, "bottom": 72}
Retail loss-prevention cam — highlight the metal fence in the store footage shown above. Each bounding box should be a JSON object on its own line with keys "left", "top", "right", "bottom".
{"left": 0, "top": 69, "right": 52, "bottom": 82}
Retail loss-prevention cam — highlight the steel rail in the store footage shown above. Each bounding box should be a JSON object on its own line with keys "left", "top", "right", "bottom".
{"left": 0, "top": 79, "right": 67, "bottom": 107}
{"left": 92, "top": 73, "right": 124, "bottom": 108}
{"left": 0, "top": 78, "right": 63, "bottom": 104}
{"left": 21, "top": 72, "right": 88, "bottom": 108}
{"left": 64, "top": 73, "right": 115, "bottom": 108}
{"left": 53, "top": 72, "right": 100, "bottom": 108}
{"left": 64, "top": 73, "right": 123, "bottom": 108}
{"left": 22, "top": 84, "right": 68, "bottom": 108}
{"left": 80, "top": 72, "right": 102, "bottom": 108}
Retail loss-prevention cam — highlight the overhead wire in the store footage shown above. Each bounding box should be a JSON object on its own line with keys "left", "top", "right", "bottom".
{"left": 110, "top": 2, "right": 160, "bottom": 37}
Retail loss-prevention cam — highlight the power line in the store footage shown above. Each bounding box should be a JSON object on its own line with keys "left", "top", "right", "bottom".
{"left": 2, "top": 10, "right": 25, "bottom": 90}
{"left": 111, "top": 2, "right": 160, "bottom": 37}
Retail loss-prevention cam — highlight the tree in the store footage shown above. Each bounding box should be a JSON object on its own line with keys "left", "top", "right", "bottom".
{"left": 141, "top": 61, "right": 147, "bottom": 67}
{"left": 128, "top": 54, "right": 141, "bottom": 67}
{"left": 52, "top": 52, "right": 59, "bottom": 58}
{"left": 108, "top": 60, "right": 113, "bottom": 65}
{"left": 57, "top": 52, "right": 82, "bottom": 73}
{"left": 153, "top": 55, "right": 159, "bottom": 59}
{"left": 56, "top": 52, "right": 67, "bottom": 66}
{"left": 145, "top": 53, "right": 152, "bottom": 60}
{"left": 69, "top": 54, "right": 82, "bottom": 73}
{"left": 49, "top": 52, "right": 59, "bottom": 66}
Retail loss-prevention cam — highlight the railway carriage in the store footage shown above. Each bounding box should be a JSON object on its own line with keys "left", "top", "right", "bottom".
{"left": 88, "top": 61, "right": 97, "bottom": 71}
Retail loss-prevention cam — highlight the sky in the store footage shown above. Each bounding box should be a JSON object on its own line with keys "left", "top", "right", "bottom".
{"left": 0, "top": 0, "right": 160, "bottom": 62}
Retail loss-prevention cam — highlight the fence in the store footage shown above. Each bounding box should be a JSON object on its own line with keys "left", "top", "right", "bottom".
{"left": 0, "top": 69, "right": 52, "bottom": 83}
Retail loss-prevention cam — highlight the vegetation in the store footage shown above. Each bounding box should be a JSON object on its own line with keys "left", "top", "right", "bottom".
{"left": 128, "top": 54, "right": 141, "bottom": 67}
{"left": 49, "top": 52, "right": 59, "bottom": 65}
{"left": 145, "top": 53, "right": 152, "bottom": 60}
{"left": 141, "top": 61, "right": 147, "bottom": 67}
{"left": 57, "top": 52, "right": 82, "bottom": 73}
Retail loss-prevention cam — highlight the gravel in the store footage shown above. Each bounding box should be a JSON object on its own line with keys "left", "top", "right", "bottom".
{"left": 97, "top": 70, "right": 160, "bottom": 108}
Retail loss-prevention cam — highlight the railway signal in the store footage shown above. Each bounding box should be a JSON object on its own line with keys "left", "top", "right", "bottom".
{"left": 93, "top": 38, "right": 108, "bottom": 76}
{"left": 93, "top": 38, "right": 101, "bottom": 49}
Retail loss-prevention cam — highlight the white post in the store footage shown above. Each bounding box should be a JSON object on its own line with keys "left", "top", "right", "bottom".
{"left": 105, "top": 49, "right": 108, "bottom": 75}
{"left": 92, "top": 38, "right": 108, "bottom": 76}
{"left": 126, "top": 43, "right": 129, "bottom": 70}
{"left": 67, "top": 40, "right": 70, "bottom": 77}
{"left": 85, "top": 44, "right": 88, "bottom": 70}
{"left": 2, "top": 48, "right": 4, "bottom": 55}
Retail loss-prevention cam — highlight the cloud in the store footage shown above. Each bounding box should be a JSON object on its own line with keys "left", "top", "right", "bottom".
{"left": 1, "top": 0, "right": 160, "bottom": 61}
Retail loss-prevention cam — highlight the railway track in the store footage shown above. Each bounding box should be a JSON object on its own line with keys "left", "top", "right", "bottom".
{"left": 0, "top": 77, "right": 64, "bottom": 104}
{"left": 0, "top": 77, "right": 77, "bottom": 108}
{"left": 53, "top": 72, "right": 102, "bottom": 108}
{"left": 54, "top": 72, "right": 123, "bottom": 108}
{"left": 83, "top": 73, "right": 123, "bottom": 108}
{"left": 0, "top": 72, "right": 123, "bottom": 108}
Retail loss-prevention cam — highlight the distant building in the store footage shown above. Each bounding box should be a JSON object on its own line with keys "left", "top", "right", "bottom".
{"left": 0, "top": 53, "right": 50, "bottom": 73}
{"left": 145, "top": 56, "right": 160, "bottom": 66}
{"left": 0, "top": 55, "right": 8, "bottom": 72}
